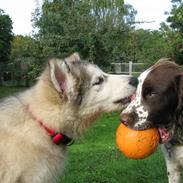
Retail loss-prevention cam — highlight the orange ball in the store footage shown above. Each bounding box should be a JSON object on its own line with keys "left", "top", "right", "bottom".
{"left": 116, "top": 123, "right": 160, "bottom": 159}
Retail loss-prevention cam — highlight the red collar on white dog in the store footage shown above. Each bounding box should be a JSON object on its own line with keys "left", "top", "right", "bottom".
{"left": 25, "top": 105, "right": 74, "bottom": 146}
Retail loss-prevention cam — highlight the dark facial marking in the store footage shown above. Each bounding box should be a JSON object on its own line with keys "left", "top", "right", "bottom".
{"left": 69, "top": 60, "right": 92, "bottom": 105}
{"left": 141, "top": 61, "right": 181, "bottom": 127}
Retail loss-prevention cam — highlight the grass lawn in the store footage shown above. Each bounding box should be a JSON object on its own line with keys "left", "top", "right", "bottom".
{"left": 0, "top": 86, "right": 26, "bottom": 98}
{"left": 0, "top": 86, "right": 169, "bottom": 183}
{"left": 60, "top": 113, "right": 168, "bottom": 183}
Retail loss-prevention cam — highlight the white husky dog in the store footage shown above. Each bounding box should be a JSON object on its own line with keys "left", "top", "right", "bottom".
{"left": 0, "top": 53, "right": 137, "bottom": 183}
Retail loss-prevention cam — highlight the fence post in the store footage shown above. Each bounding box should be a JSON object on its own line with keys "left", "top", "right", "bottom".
{"left": 129, "top": 61, "right": 132, "bottom": 75}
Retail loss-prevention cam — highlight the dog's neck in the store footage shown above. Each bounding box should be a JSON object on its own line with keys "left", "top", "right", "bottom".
{"left": 18, "top": 81, "right": 70, "bottom": 136}
{"left": 21, "top": 80, "right": 98, "bottom": 140}
{"left": 169, "top": 124, "right": 183, "bottom": 145}
{"left": 25, "top": 104, "right": 74, "bottom": 146}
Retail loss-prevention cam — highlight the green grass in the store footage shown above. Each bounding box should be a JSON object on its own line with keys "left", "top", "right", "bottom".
{"left": 0, "top": 86, "right": 169, "bottom": 183}
{"left": 60, "top": 113, "right": 168, "bottom": 183}
{"left": 0, "top": 86, "right": 25, "bottom": 98}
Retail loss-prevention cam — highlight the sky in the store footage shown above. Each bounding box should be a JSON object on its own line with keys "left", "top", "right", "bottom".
{"left": 0, "top": 0, "right": 172, "bottom": 36}
{"left": 0, "top": 0, "right": 39, "bottom": 35}
{"left": 125, "top": 0, "right": 172, "bottom": 30}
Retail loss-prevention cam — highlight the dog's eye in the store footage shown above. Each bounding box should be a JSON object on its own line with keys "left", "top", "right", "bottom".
{"left": 143, "top": 88, "right": 156, "bottom": 98}
{"left": 147, "top": 92, "right": 156, "bottom": 97}
{"left": 93, "top": 77, "right": 104, "bottom": 86}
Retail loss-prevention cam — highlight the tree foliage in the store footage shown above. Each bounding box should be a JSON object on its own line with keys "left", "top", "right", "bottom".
{"left": 131, "top": 29, "right": 173, "bottom": 66}
{"left": 11, "top": 35, "right": 44, "bottom": 81}
{"left": 0, "top": 9, "right": 13, "bottom": 63}
{"left": 166, "top": 0, "right": 183, "bottom": 64}
{"left": 33, "top": 0, "right": 136, "bottom": 69}
{"left": 8, "top": 0, "right": 183, "bottom": 82}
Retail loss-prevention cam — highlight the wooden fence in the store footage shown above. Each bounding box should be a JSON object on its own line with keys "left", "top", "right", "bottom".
{"left": 0, "top": 62, "right": 29, "bottom": 86}
{"left": 111, "top": 61, "right": 146, "bottom": 75}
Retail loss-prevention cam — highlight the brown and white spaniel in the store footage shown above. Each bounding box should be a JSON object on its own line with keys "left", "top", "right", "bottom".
{"left": 121, "top": 58, "right": 183, "bottom": 183}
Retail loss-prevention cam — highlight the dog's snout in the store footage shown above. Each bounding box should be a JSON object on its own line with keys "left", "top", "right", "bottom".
{"left": 129, "top": 77, "right": 138, "bottom": 87}
{"left": 120, "top": 112, "right": 137, "bottom": 126}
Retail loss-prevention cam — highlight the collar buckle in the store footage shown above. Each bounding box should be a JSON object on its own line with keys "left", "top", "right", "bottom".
{"left": 51, "top": 133, "right": 74, "bottom": 146}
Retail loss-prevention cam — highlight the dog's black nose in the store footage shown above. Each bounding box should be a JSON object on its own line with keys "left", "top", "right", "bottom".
{"left": 129, "top": 77, "right": 138, "bottom": 87}
{"left": 120, "top": 112, "right": 137, "bottom": 126}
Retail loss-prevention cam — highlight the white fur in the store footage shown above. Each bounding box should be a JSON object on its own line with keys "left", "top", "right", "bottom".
{"left": 123, "top": 65, "right": 183, "bottom": 183}
{"left": 0, "top": 53, "right": 136, "bottom": 183}
{"left": 122, "top": 68, "right": 151, "bottom": 127}
{"left": 161, "top": 144, "right": 183, "bottom": 183}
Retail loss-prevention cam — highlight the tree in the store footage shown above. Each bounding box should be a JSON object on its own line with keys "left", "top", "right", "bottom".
{"left": 130, "top": 29, "right": 174, "bottom": 66}
{"left": 11, "top": 35, "right": 44, "bottom": 85}
{"left": 0, "top": 9, "right": 13, "bottom": 63}
{"left": 166, "top": 0, "right": 183, "bottom": 64}
{"left": 32, "top": 0, "right": 136, "bottom": 69}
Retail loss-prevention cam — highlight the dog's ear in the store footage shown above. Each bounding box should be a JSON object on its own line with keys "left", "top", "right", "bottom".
{"left": 65, "top": 52, "right": 80, "bottom": 62}
{"left": 175, "top": 74, "right": 183, "bottom": 123}
{"left": 48, "top": 58, "right": 72, "bottom": 95}
{"left": 155, "top": 58, "right": 174, "bottom": 67}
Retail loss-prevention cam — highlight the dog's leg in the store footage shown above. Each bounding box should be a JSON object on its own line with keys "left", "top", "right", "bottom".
{"left": 161, "top": 144, "right": 181, "bottom": 183}
{"left": 166, "top": 160, "right": 181, "bottom": 183}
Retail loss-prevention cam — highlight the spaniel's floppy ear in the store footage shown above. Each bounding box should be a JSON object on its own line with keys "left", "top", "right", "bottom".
{"left": 175, "top": 74, "right": 183, "bottom": 119}
{"left": 155, "top": 58, "right": 175, "bottom": 67}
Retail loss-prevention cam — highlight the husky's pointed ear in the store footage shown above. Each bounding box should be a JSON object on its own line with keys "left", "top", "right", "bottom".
{"left": 48, "top": 58, "right": 70, "bottom": 94}
{"left": 65, "top": 52, "right": 80, "bottom": 62}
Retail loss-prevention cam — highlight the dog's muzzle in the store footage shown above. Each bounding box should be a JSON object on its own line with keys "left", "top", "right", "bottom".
{"left": 120, "top": 112, "right": 137, "bottom": 126}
